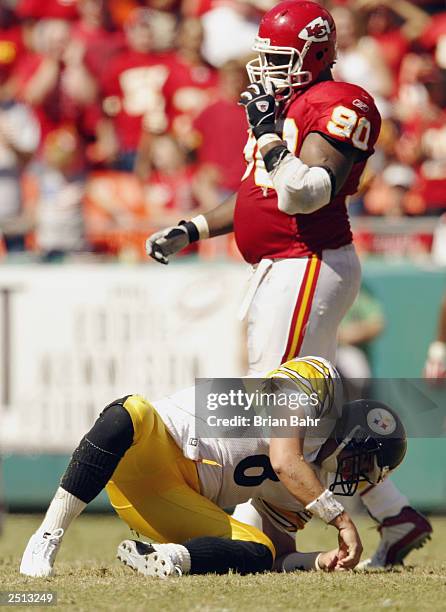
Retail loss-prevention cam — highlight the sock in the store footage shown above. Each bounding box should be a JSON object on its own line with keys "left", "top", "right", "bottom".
{"left": 153, "top": 543, "right": 191, "bottom": 574}
{"left": 184, "top": 537, "right": 273, "bottom": 575}
{"left": 360, "top": 479, "right": 409, "bottom": 523}
{"left": 39, "top": 487, "right": 86, "bottom": 534}
{"left": 276, "top": 551, "right": 322, "bottom": 572}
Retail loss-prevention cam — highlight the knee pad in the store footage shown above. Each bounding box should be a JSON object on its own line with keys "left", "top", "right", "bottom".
{"left": 93, "top": 396, "right": 135, "bottom": 454}
{"left": 60, "top": 397, "right": 136, "bottom": 503}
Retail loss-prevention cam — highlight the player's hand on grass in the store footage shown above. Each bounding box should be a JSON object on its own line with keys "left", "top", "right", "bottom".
{"left": 330, "top": 512, "right": 363, "bottom": 570}
{"left": 238, "top": 83, "right": 277, "bottom": 139}
{"left": 145, "top": 223, "right": 190, "bottom": 265}
{"left": 317, "top": 548, "right": 339, "bottom": 572}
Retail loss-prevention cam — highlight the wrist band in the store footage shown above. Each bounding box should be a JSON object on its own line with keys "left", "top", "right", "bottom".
{"left": 252, "top": 125, "right": 278, "bottom": 140}
{"left": 305, "top": 489, "right": 345, "bottom": 524}
{"left": 257, "top": 133, "right": 282, "bottom": 149}
{"left": 428, "top": 341, "right": 446, "bottom": 362}
{"left": 180, "top": 220, "right": 199, "bottom": 243}
{"left": 263, "top": 145, "right": 291, "bottom": 173}
{"left": 180, "top": 215, "right": 210, "bottom": 243}
{"left": 315, "top": 553, "right": 323, "bottom": 571}
{"left": 190, "top": 214, "right": 210, "bottom": 240}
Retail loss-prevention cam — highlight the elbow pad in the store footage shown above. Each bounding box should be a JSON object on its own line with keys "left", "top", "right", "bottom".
{"left": 270, "top": 155, "right": 334, "bottom": 215}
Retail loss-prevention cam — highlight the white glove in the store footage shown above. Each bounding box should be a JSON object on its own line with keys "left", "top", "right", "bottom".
{"left": 145, "top": 224, "right": 190, "bottom": 265}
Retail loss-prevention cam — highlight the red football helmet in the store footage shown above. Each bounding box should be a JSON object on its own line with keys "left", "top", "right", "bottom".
{"left": 247, "top": 0, "right": 336, "bottom": 95}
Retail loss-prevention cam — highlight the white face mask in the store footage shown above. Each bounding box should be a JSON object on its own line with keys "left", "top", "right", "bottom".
{"left": 322, "top": 429, "right": 389, "bottom": 486}
{"left": 246, "top": 37, "right": 313, "bottom": 99}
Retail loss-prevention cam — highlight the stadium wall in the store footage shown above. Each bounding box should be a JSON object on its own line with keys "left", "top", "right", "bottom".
{"left": 0, "top": 261, "right": 445, "bottom": 511}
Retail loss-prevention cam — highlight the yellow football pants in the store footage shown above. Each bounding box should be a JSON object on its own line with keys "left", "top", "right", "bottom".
{"left": 105, "top": 395, "right": 275, "bottom": 557}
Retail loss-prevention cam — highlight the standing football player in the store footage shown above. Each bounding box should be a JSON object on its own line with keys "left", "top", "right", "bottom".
{"left": 145, "top": 0, "right": 431, "bottom": 567}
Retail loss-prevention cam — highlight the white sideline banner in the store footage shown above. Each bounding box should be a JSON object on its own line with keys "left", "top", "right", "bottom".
{"left": 0, "top": 263, "right": 248, "bottom": 451}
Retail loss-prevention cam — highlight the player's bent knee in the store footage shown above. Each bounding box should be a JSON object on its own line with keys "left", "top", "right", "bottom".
{"left": 92, "top": 397, "right": 136, "bottom": 454}
{"left": 120, "top": 394, "right": 156, "bottom": 443}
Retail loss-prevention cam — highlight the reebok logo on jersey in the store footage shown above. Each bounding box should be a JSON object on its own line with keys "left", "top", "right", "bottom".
{"left": 299, "top": 17, "right": 331, "bottom": 42}
{"left": 353, "top": 98, "right": 369, "bottom": 113}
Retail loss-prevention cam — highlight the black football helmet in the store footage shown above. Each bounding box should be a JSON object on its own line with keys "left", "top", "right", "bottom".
{"left": 322, "top": 400, "right": 407, "bottom": 496}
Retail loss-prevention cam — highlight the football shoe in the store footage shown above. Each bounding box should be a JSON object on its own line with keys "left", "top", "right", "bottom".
{"left": 117, "top": 540, "right": 182, "bottom": 578}
{"left": 357, "top": 507, "right": 432, "bottom": 569}
{"left": 20, "top": 528, "right": 64, "bottom": 577}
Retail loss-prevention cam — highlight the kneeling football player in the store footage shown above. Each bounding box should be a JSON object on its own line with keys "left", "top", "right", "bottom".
{"left": 20, "top": 356, "right": 407, "bottom": 578}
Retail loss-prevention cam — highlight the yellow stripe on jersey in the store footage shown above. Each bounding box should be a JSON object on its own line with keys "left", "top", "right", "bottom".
{"left": 267, "top": 357, "right": 335, "bottom": 417}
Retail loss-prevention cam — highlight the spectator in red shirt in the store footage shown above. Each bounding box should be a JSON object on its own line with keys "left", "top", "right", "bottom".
{"left": 71, "top": 0, "right": 126, "bottom": 81}
{"left": 100, "top": 8, "right": 170, "bottom": 171}
{"left": 162, "top": 17, "right": 218, "bottom": 145}
{"left": 358, "top": 0, "right": 429, "bottom": 82}
{"left": 397, "top": 64, "right": 446, "bottom": 215}
{"left": 191, "top": 59, "right": 247, "bottom": 210}
{"left": 15, "top": 18, "right": 100, "bottom": 154}
{"left": 145, "top": 134, "right": 199, "bottom": 225}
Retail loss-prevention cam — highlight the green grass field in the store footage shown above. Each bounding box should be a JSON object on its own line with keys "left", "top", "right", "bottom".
{"left": 1, "top": 514, "right": 445, "bottom": 611}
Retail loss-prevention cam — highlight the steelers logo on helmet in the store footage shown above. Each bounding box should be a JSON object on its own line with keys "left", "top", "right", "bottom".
{"left": 367, "top": 408, "right": 397, "bottom": 436}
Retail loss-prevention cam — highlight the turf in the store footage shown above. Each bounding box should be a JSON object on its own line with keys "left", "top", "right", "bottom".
{"left": 1, "top": 514, "right": 445, "bottom": 612}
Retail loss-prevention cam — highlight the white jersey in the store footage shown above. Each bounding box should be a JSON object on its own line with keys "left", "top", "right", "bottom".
{"left": 153, "top": 356, "right": 343, "bottom": 534}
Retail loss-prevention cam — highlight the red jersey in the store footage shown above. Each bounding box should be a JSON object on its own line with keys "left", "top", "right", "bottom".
{"left": 101, "top": 50, "right": 171, "bottom": 151}
{"left": 234, "top": 81, "right": 381, "bottom": 264}
{"left": 371, "top": 30, "right": 409, "bottom": 80}
{"left": 193, "top": 98, "right": 246, "bottom": 191}
{"left": 145, "top": 167, "right": 198, "bottom": 213}
{"left": 71, "top": 22, "right": 125, "bottom": 80}
{"left": 15, "top": 52, "right": 101, "bottom": 147}
{"left": 162, "top": 54, "right": 218, "bottom": 137}
{"left": 402, "top": 110, "right": 446, "bottom": 211}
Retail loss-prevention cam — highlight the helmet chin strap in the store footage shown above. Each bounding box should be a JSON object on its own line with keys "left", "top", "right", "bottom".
{"left": 321, "top": 425, "right": 362, "bottom": 473}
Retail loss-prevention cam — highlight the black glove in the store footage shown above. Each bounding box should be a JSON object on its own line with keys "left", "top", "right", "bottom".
{"left": 239, "top": 83, "right": 277, "bottom": 139}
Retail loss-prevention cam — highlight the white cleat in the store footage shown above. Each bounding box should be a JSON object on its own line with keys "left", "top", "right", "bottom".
{"left": 357, "top": 507, "right": 432, "bottom": 569}
{"left": 117, "top": 540, "right": 181, "bottom": 579}
{"left": 20, "top": 528, "right": 64, "bottom": 577}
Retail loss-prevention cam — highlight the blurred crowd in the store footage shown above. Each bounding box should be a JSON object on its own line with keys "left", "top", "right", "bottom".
{"left": 0, "top": 0, "right": 445, "bottom": 261}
